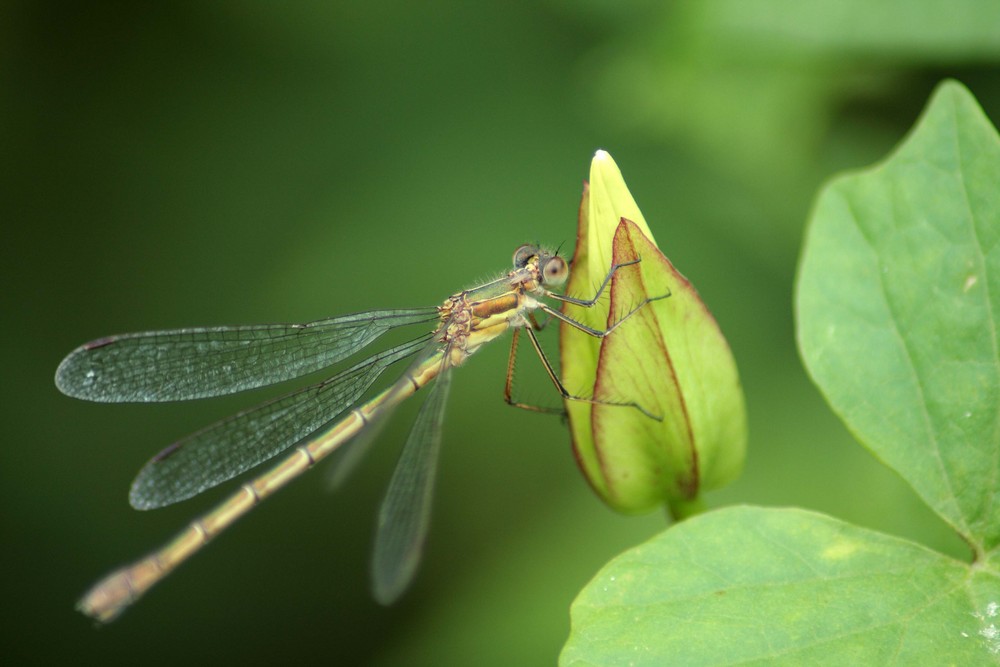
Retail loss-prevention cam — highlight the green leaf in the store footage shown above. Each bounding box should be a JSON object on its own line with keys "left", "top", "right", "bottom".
{"left": 560, "top": 152, "right": 746, "bottom": 514}
{"left": 561, "top": 506, "right": 1000, "bottom": 666}
{"left": 797, "top": 80, "right": 1000, "bottom": 553}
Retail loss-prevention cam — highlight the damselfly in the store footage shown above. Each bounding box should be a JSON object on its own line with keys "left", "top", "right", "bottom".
{"left": 57, "top": 244, "right": 662, "bottom": 623}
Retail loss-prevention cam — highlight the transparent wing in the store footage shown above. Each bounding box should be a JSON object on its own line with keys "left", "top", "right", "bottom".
{"left": 324, "top": 346, "right": 444, "bottom": 492}
{"left": 371, "top": 358, "right": 453, "bottom": 605}
{"left": 55, "top": 308, "right": 439, "bottom": 403}
{"left": 129, "top": 334, "right": 433, "bottom": 509}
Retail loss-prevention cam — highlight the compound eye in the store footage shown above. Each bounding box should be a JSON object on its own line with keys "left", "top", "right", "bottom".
{"left": 541, "top": 256, "right": 568, "bottom": 286}
{"left": 513, "top": 244, "right": 538, "bottom": 268}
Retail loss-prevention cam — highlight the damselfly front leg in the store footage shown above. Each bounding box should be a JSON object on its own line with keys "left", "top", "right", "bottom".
{"left": 504, "top": 256, "right": 668, "bottom": 420}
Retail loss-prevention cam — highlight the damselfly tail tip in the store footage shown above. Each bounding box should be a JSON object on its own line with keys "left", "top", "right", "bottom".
{"left": 77, "top": 571, "right": 133, "bottom": 624}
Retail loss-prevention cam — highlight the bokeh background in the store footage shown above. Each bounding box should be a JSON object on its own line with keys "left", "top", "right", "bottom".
{"left": 5, "top": 2, "right": 1000, "bottom": 665}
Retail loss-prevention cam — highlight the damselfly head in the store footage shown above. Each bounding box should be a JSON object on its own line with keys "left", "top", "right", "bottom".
{"left": 512, "top": 244, "right": 568, "bottom": 288}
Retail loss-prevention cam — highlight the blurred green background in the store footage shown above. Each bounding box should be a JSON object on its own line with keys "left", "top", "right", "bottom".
{"left": 5, "top": 2, "right": 1000, "bottom": 665}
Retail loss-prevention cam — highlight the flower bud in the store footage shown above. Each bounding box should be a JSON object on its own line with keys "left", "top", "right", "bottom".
{"left": 560, "top": 150, "right": 746, "bottom": 517}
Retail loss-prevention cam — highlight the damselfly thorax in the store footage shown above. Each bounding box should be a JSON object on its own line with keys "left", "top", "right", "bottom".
{"left": 437, "top": 244, "right": 565, "bottom": 364}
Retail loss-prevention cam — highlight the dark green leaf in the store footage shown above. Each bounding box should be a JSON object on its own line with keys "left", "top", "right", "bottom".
{"left": 797, "top": 80, "right": 1000, "bottom": 551}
